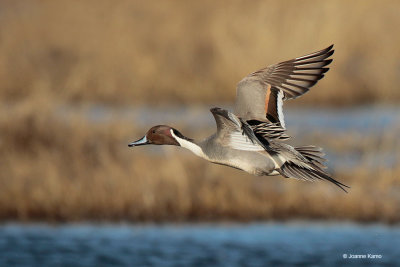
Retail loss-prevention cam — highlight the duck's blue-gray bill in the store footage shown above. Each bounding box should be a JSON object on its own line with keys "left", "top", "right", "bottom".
{"left": 128, "top": 136, "right": 149, "bottom": 147}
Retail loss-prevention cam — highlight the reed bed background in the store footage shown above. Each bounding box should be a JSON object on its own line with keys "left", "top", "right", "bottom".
{"left": 0, "top": 0, "right": 399, "bottom": 223}
{"left": 1, "top": 0, "right": 400, "bottom": 106}
{"left": 0, "top": 100, "right": 399, "bottom": 223}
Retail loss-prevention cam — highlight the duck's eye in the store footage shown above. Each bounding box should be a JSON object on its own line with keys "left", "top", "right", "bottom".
{"left": 152, "top": 130, "right": 156, "bottom": 134}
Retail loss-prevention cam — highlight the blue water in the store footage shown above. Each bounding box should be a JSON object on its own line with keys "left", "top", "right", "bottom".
{"left": 0, "top": 223, "right": 399, "bottom": 267}
{"left": 56, "top": 104, "right": 400, "bottom": 133}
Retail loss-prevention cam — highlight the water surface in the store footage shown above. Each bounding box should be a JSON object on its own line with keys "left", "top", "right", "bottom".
{"left": 0, "top": 223, "right": 398, "bottom": 267}
{"left": 59, "top": 104, "right": 400, "bottom": 133}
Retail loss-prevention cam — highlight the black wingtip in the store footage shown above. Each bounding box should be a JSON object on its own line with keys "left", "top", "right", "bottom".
{"left": 318, "top": 68, "right": 329, "bottom": 74}
{"left": 326, "top": 45, "right": 335, "bottom": 58}
{"left": 210, "top": 107, "right": 223, "bottom": 113}
{"left": 316, "top": 44, "right": 335, "bottom": 59}
{"left": 324, "top": 59, "right": 333, "bottom": 66}
{"left": 316, "top": 44, "right": 335, "bottom": 56}
{"left": 210, "top": 107, "right": 230, "bottom": 118}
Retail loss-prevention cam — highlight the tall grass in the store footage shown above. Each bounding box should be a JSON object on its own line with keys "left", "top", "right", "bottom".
{"left": 1, "top": 1, "right": 399, "bottom": 223}
{"left": 0, "top": 0, "right": 399, "bottom": 106}
{"left": 0, "top": 101, "right": 398, "bottom": 223}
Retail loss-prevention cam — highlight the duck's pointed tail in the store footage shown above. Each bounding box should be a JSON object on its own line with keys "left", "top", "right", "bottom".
{"left": 277, "top": 145, "right": 350, "bottom": 193}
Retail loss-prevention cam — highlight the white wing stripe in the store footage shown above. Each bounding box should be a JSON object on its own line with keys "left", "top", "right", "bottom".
{"left": 228, "top": 132, "right": 264, "bottom": 151}
{"left": 277, "top": 90, "right": 285, "bottom": 128}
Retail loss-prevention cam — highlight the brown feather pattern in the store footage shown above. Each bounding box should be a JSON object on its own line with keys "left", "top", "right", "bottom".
{"left": 250, "top": 45, "right": 334, "bottom": 100}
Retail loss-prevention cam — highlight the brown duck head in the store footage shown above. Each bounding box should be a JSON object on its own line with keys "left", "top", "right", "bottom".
{"left": 128, "top": 125, "right": 183, "bottom": 147}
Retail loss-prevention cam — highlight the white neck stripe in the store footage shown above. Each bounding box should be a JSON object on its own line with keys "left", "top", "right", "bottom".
{"left": 170, "top": 129, "right": 207, "bottom": 159}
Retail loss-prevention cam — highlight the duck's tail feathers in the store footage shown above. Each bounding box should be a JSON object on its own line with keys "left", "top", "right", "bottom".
{"left": 278, "top": 145, "right": 350, "bottom": 192}
{"left": 295, "top": 145, "right": 327, "bottom": 171}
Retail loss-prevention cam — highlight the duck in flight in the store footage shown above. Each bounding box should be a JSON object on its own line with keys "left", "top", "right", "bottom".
{"left": 129, "top": 45, "right": 349, "bottom": 192}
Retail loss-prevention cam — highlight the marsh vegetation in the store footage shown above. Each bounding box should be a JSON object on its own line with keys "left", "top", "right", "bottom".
{"left": 0, "top": 0, "right": 399, "bottom": 223}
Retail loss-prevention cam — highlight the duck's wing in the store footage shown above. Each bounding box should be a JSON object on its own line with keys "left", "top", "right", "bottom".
{"left": 250, "top": 120, "right": 290, "bottom": 141}
{"left": 210, "top": 107, "right": 264, "bottom": 151}
{"left": 234, "top": 45, "right": 334, "bottom": 127}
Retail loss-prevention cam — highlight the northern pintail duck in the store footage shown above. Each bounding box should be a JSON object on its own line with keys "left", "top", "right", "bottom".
{"left": 129, "top": 45, "right": 349, "bottom": 192}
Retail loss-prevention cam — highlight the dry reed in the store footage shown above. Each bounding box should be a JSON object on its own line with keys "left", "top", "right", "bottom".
{"left": 0, "top": 0, "right": 400, "bottom": 106}
{"left": 1, "top": 0, "right": 399, "bottom": 223}
{"left": 0, "top": 101, "right": 398, "bottom": 223}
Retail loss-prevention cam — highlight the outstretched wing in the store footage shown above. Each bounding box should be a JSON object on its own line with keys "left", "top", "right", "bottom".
{"left": 210, "top": 107, "right": 264, "bottom": 151}
{"left": 234, "top": 45, "right": 334, "bottom": 127}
